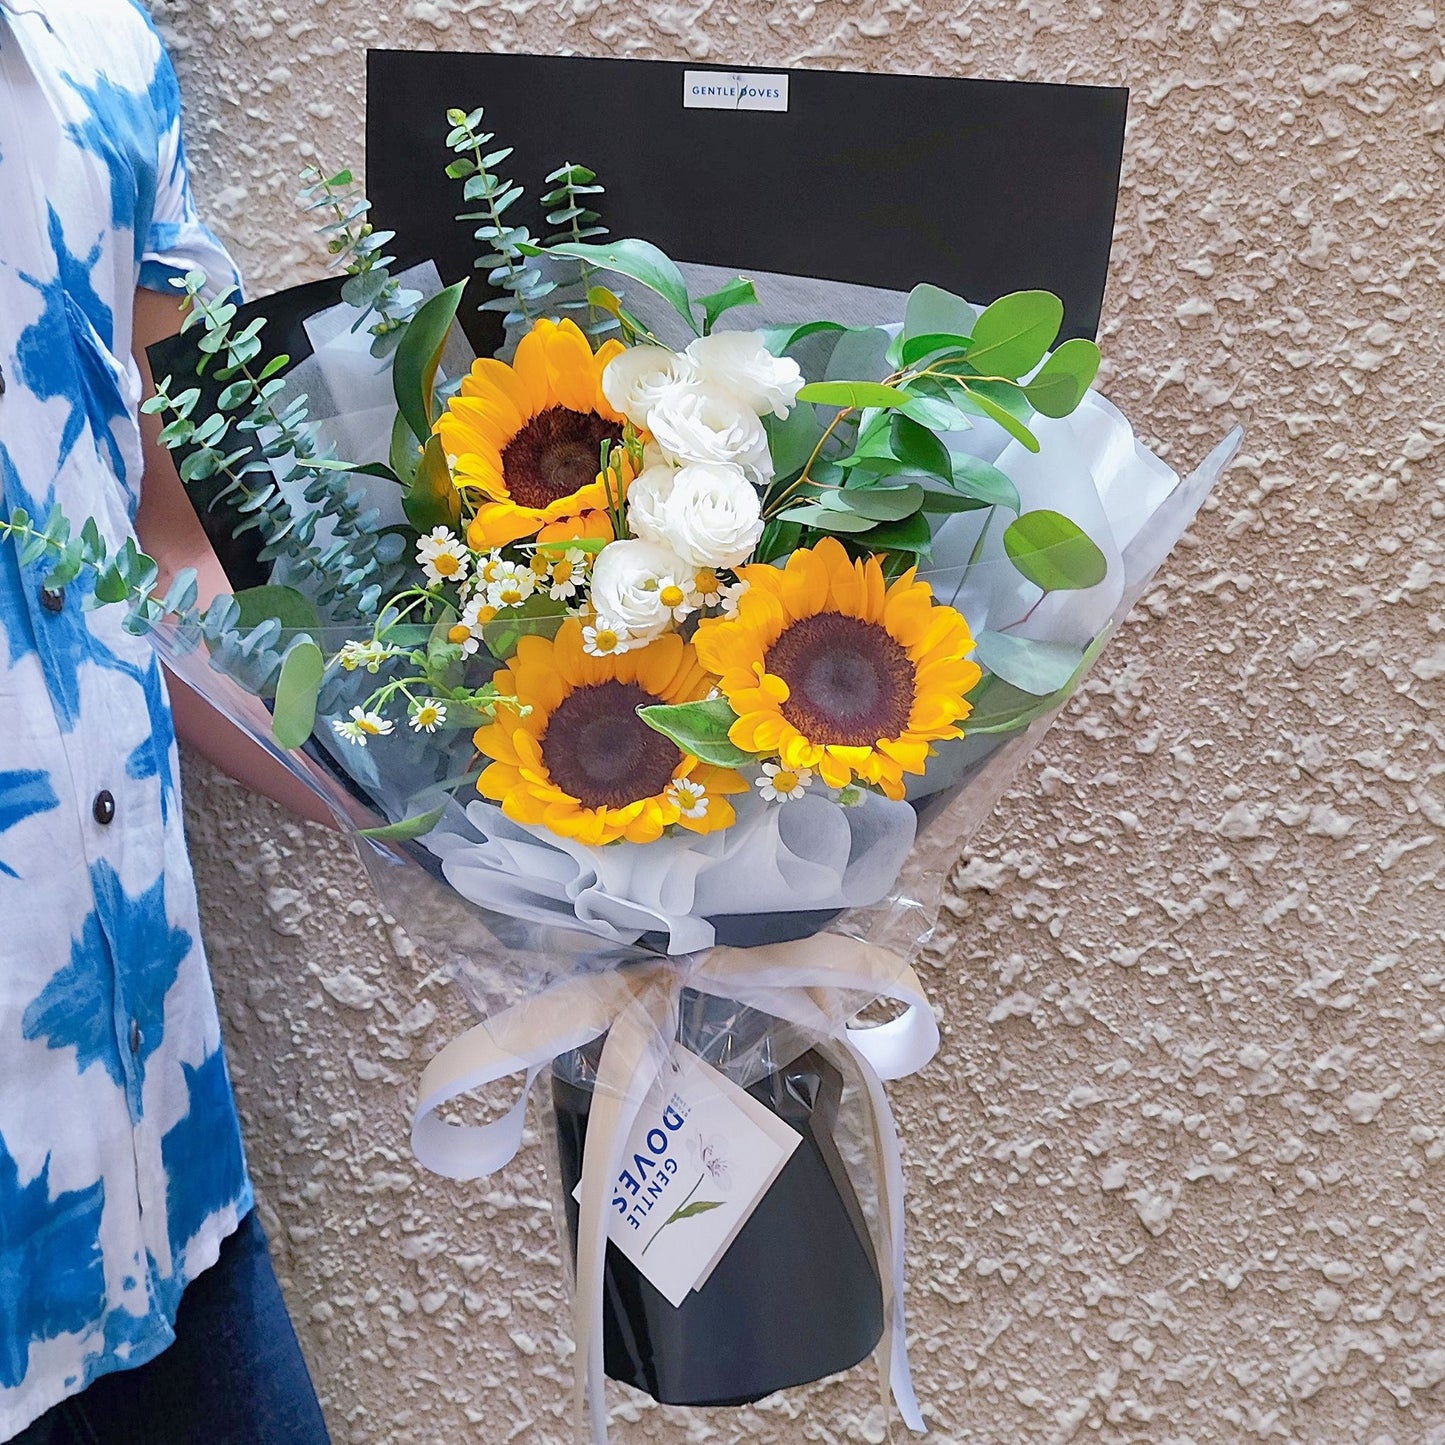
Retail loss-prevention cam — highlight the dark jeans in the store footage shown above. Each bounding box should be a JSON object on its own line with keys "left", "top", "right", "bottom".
{"left": 14, "top": 1211, "right": 329, "bottom": 1445}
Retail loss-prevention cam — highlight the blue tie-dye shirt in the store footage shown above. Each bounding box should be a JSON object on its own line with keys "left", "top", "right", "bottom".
{"left": 0, "top": 3, "right": 251, "bottom": 1435}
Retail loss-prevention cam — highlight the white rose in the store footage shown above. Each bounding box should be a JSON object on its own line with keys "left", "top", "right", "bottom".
{"left": 627, "top": 460, "right": 763, "bottom": 571}
{"left": 647, "top": 386, "right": 772, "bottom": 476}
{"left": 601, "top": 345, "right": 697, "bottom": 430}
{"left": 684, "top": 330, "right": 805, "bottom": 419}
{"left": 589, "top": 539, "right": 697, "bottom": 641}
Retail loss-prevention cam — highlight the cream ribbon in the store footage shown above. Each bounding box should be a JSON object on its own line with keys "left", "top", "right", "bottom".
{"left": 412, "top": 933, "right": 938, "bottom": 1441}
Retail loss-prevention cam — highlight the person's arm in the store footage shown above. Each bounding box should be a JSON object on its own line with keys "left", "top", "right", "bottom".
{"left": 132, "top": 286, "right": 341, "bottom": 829}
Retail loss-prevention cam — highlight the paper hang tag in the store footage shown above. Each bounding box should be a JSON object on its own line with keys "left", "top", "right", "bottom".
{"left": 577, "top": 1044, "right": 802, "bottom": 1309}
{"left": 683, "top": 70, "right": 790, "bottom": 113}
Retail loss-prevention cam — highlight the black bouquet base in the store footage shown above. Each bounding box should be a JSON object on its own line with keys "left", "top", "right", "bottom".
{"left": 552, "top": 1048, "right": 884, "bottom": 1407}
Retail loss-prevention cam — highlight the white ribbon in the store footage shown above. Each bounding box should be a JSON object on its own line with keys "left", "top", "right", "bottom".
{"left": 412, "top": 933, "right": 938, "bottom": 1440}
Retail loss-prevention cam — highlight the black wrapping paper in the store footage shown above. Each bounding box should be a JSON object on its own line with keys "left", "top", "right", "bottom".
{"left": 365, "top": 50, "right": 1127, "bottom": 356}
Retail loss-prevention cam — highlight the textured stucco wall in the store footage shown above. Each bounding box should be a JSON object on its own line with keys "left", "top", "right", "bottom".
{"left": 147, "top": 2, "right": 1443, "bottom": 1441}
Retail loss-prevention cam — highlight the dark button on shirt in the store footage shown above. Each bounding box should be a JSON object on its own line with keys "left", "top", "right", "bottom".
{"left": 92, "top": 790, "right": 116, "bottom": 825}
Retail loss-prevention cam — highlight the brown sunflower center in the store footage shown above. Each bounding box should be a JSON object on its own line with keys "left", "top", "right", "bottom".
{"left": 766, "top": 612, "right": 916, "bottom": 747}
{"left": 501, "top": 405, "right": 623, "bottom": 511}
{"left": 542, "top": 681, "right": 681, "bottom": 810}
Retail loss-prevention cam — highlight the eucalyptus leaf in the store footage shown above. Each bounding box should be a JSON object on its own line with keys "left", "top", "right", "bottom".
{"left": 759, "top": 320, "right": 847, "bottom": 356}
{"left": 1003, "top": 510, "right": 1109, "bottom": 592}
{"left": 890, "top": 414, "right": 953, "bottom": 479}
{"left": 481, "top": 593, "right": 567, "bottom": 661}
{"left": 764, "top": 404, "right": 823, "bottom": 480}
{"left": 232, "top": 584, "right": 322, "bottom": 634}
{"left": 903, "top": 283, "right": 978, "bottom": 344}
{"left": 975, "top": 630, "right": 1086, "bottom": 696}
{"left": 273, "top": 639, "right": 324, "bottom": 749}
{"left": 862, "top": 512, "right": 932, "bottom": 554}
{"left": 1023, "top": 338, "right": 1102, "bottom": 418}
{"left": 965, "top": 291, "right": 1064, "bottom": 379}
{"left": 832, "top": 482, "right": 925, "bottom": 521}
{"left": 899, "top": 332, "right": 973, "bottom": 367}
{"left": 949, "top": 453, "right": 1022, "bottom": 511}
{"left": 775, "top": 503, "right": 876, "bottom": 534}
{"left": 797, "top": 380, "right": 909, "bottom": 411}
{"left": 637, "top": 697, "right": 752, "bottom": 768}
{"left": 824, "top": 325, "right": 893, "bottom": 387}
{"left": 954, "top": 382, "right": 1041, "bottom": 452}
{"left": 960, "top": 673, "right": 1070, "bottom": 735}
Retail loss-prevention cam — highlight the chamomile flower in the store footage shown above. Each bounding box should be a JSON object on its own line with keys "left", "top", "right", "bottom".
{"left": 756, "top": 762, "right": 812, "bottom": 803}
{"left": 337, "top": 640, "right": 397, "bottom": 674}
{"left": 486, "top": 560, "right": 537, "bottom": 609}
{"left": 476, "top": 550, "right": 507, "bottom": 588}
{"left": 409, "top": 699, "right": 447, "bottom": 733}
{"left": 719, "top": 578, "right": 750, "bottom": 617}
{"left": 693, "top": 568, "right": 724, "bottom": 607}
{"left": 416, "top": 527, "right": 470, "bottom": 586}
{"left": 450, "top": 596, "right": 498, "bottom": 656}
{"left": 656, "top": 574, "right": 696, "bottom": 623}
{"left": 582, "top": 620, "right": 637, "bottom": 657}
{"left": 333, "top": 706, "right": 394, "bottom": 746}
{"left": 548, "top": 548, "right": 588, "bottom": 602}
{"left": 667, "top": 777, "right": 710, "bottom": 819}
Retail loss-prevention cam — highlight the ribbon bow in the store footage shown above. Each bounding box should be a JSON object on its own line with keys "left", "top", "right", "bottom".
{"left": 412, "top": 932, "right": 938, "bottom": 1443}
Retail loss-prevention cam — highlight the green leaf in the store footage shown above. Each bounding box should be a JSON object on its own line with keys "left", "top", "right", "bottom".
{"left": 775, "top": 503, "right": 876, "bottom": 534}
{"left": 393, "top": 280, "right": 466, "bottom": 444}
{"left": 232, "top": 584, "right": 322, "bottom": 634}
{"left": 759, "top": 320, "right": 846, "bottom": 356}
{"left": 903, "top": 283, "right": 977, "bottom": 344}
{"left": 899, "top": 332, "right": 973, "bottom": 367}
{"left": 402, "top": 435, "right": 462, "bottom": 532}
{"left": 1023, "top": 338, "right": 1101, "bottom": 418}
{"left": 948, "top": 453, "right": 1022, "bottom": 511}
{"left": 974, "top": 630, "right": 1086, "bottom": 696}
{"left": 664, "top": 1199, "right": 725, "bottom": 1225}
{"left": 359, "top": 804, "right": 447, "bottom": 842}
{"left": 1003, "top": 510, "right": 1109, "bottom": 592}
{"left": 273, "top": 639, "right": 324, "bottom": 749}
{"left": 831, "top": 482, "right": 924, "bottom": 521}
{"left": 534, "top": 239, "right": 696, "bottom": 333}
{"left": 889, "top": 414, "right": 952, "bottom": 479}
{"left": 919, "top": 490, "right": 988, "bottom": 514}
{"left": 965, "top": 291, "right": 1064, "bottom": 379}
{"left": 697, "top": 276, "right": 759, "bottom": 333}
{"left": 764, "top": 404, "right": 822, "bottom": 480}
{"left": 862, "top": 512, "right": 932, "bottom": 555}
{"left": 797, "top": 380, "right": 909, "bottom": 411}
{"left": 481, "top": 592, "right": 567, "bottom": 661}
{"left": 390, "top": 410, "right": 422, "bottom": 487}
{"left": 959, "top": 673, "right": 1067, "bottom": 736}
{"left": 955, "top": 382, "right": 1041, "bottom": 453}
{"left": 637, "top": 697, "right": 753, "bottom": 768}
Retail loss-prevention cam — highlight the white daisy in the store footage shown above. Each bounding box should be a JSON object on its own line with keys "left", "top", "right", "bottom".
{"left": 582, "top": 620, "right": 638, "bottom": 657}
{"left": 667, "top": 778, "right": 710, "bottom": 819}
{"left": 333, "top": 705, "right": 394, "bottom": 746}
{"left": 654, "top": 574, "right": 696, "bottom": 623}
{"left": 719, "top": 578, "right": 750, "bottom": 617}
{"left": 693, "top": 568, "right": 725, "bottom": 607}
{"left": 487, "top": 560, "right": 537, "bottom": 610}
{"left": 416, "top": 526, "right": 470, "bottom": 586}
{"left": 337, "top": 639, "right": 397, "bottom": 674}
{"left": 452, "top": 596, "right": 496, "bottom": 656}
{"left": 548, "top": 548, "right": 588, "bottom": 602}
{"left": 409, "top": 699, "right": 447, "bottom": 733}
{"left": 756, "top": 761, "right": 812, "bottom": 802}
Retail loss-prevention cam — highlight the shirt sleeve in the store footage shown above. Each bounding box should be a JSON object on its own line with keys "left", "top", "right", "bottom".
{"left": 137, "top": 35, "right": 243, "bottom": 303}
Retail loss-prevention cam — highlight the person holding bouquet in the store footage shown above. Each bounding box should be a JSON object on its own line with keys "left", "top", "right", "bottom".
{"left": 0, "top": 2, "right": 330, "bottom": 1440}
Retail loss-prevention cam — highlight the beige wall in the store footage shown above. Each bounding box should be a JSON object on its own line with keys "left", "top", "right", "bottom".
{"left": 150, "top": 2, "right": 1444, "bottom": 1441}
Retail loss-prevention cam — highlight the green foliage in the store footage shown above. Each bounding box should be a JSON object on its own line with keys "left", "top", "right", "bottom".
{"left": 445, "top": 107, "right": 555, "bottom": 332}
{"left": 403, "top": 437, "right": 462, "bottom": 533}
{"left": 973, "top": 631, "right": 1086, "bottom": 696}
{"left": 297, "top": 165, "right": 422, "bottom": 357}
{"left": 697, "top": 276, "right": 760, "bottom": 334}
{"left": 529, "top": 238, "right": 698, "bottom": 335}
{"left": 145, "top": 271, "right": 392, "bottom": 617}
{"left": 273, "top": 639, "right": 325, "bottom": 749}
{"left": 394, "top": 281, "right": 467, "bottom": 444}
{"left": 540, "top": 162, "right": 619, "bottom": 342}
{"left": 481, "top": 592, "right": 567, "bottom": 660}
{"left": 637, "top": 698, "right": 752, "bottom": 768}
{"left": 964, "top": 290, "right": 1063, "bottom": 378}
{"left": 1023, "top": 337, "right": 1102, "bottom": 417}
{"left": 1002, "top": 510, "right": 1109, "bottom": 592}
{"left": 360, "top": 804, "right": 448, "bottom": 842}
{"left": 232, "top": 584, "right": 322, "bottom": 634}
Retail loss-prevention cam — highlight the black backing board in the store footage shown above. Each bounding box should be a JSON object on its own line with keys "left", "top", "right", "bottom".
{"left": 365, "top": 51, "right": 1126, "bottom": 355}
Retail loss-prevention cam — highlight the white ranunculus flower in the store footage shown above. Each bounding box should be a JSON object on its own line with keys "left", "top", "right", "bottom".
{"left": 601, "top": 345, "right": 698, "bottom": 430}
{"left": 589, "top": 539, "right": 697, "bottom": 641}
{"left": 684, "top": 330, "right": 805, "bottom": 419}
{"left": 647, "top": 386, "right": 772, "bottom": 476}
{"left": 627, "top": 459, "right": 763, "bottom": 570}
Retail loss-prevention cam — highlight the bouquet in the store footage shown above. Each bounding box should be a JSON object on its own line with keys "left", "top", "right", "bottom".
{"left": 1, "top": 93, "right": 1239, "bottom": 1439}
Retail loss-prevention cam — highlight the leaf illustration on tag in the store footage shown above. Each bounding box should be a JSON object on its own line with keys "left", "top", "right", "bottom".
{"left": 667, "top": 1199, "right": 725, "bottom": 1223}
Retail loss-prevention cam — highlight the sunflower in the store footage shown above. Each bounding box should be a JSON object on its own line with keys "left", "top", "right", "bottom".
{"left": 693, "top": 537, "right": 982, "bottom": 800}
{"left": 437, "top": 318, "right": 632, "bottom": 550}
{"left": 474, "top": 619, "right": 746, "bottom": 846}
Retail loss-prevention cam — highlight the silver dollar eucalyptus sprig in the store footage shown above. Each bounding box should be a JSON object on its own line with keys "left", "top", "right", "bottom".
{"left": 539, "top": 161, "right": 618, "bottom": 341}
